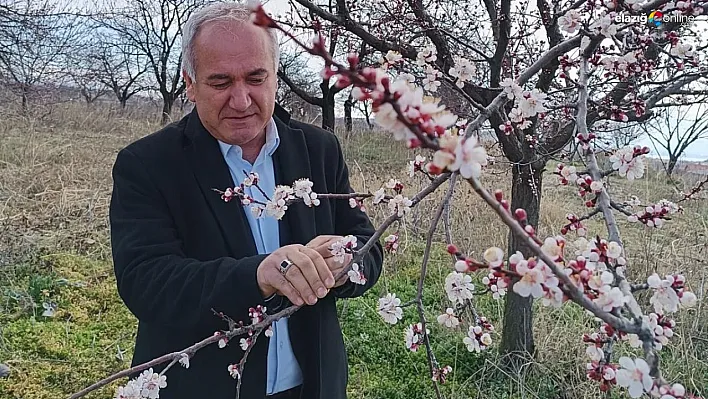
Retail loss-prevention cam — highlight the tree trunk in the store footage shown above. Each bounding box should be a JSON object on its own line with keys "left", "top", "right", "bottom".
{"left": 667, "top": 156, "right": 678, "bottom": 176}
{"left": 21, "top": 85, "right": 28, "bottom": 115}
{"left": 499, "top": 163, "right": 544, "bottom": 370}
{"left": 344, "top": 96, "right": 353, "bottom": 134}
{"left": 321, "top": 95, "right": 336, "bottom": 132}
{"left": 161, "top": 96, "right": 174, "bottom": 125}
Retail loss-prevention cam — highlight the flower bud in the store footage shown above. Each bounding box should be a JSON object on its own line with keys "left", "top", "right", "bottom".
{"left": 454, "top": 260, "right": 468, "bottom": 272}
{"left": 347, "top": 52, "right": 359, "bottom": 68}
{"left": 514, "top": 209, "right": 527, "bottom": 221}
{"left": 446, "top": 244, "right": 459, "bottom": 254}
{"left": 494, "top": 190, "right": 504, "bottom": 202}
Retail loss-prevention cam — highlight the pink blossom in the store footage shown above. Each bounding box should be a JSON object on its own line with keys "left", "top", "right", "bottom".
{"left": 559, "top": 9, "right": 582, "bottom": 33}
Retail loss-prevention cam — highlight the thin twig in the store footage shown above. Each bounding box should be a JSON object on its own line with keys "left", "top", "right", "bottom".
{"left": 414, "top": 172, "right": 458, "bottom": 399}
{"left": 236, "top": 329, "right": 263, "bottom": 399}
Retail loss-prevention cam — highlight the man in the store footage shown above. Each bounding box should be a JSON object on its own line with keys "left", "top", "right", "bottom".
{"left": 108, "top": 3, "right": 383, "bottom": 399}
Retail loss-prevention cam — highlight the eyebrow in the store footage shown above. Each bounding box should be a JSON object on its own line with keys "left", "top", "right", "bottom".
{"left": 205, "top": 69, "right": 269, "bottom": 81}
{"left": 247, "top": 68, "right": 269, "bottom": 77}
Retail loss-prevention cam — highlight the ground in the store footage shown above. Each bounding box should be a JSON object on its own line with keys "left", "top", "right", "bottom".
{"left": 0, "top": 103, "right": 706, "bottom": 399}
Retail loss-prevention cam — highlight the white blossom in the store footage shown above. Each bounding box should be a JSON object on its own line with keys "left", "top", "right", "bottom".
{"left": 594, "top": 285, "right": 628, "bottom": 312}
{"left": 586, "top": 345, "right": 604, "bottom": 362}
{"left": 610, "top": 147, "right": 646, "bottom": 180}
{"left": 591, "top": 14, "right": 618, "bottom": 37}
{"left": 372, "top": 188, "right": 386, "bottom": 204}
{"left": 483, "top": 247, "right": 505, "bottom": 268}
{"left": 559, "top": 9, "right": 582, "bottom": 33}
{"left": 648, "top": 273, "right": 680, "bottom": 314}
{"left": 616, "top": 357, "right": 653, "bottom": 398}
{"left": 513, "top": 261, "right": 545, "bottom": 298}
{"left": 436, "top": 308, "right": 460, "bottom": 328}
{"left": 178, "top": 354, "right": 190, "bottom": 369}
{"left": 449, "top": 136, "right": 488, "bottom": 179}
{"left": 378, "top": 293, "right": 404, "bottom": 325}
{"left": 449, "top": 56, "right": 476, "bottom": 88}
{"left": 329, "top": 235, "right": 357, "bottom": 263}
{"left": 384, "top": 50, "right": 402, "bottom": 64}
{"left": 388, "top": 194, "right": 413, "bottom": 217}
{"left": 348, "top": 263, "right": 367, "bottom": 285}
{"left": 444, "top": 272, "right": 475, "bottom": 305}
{"left": 671, "top": 42, "right": 694, "bottom": 59}
{"left": 500, "top": 78, "right": 523, "bottom": 99}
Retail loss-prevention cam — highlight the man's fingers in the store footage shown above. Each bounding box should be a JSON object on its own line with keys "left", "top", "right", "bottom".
{"left": 283, "top": 260, "right": 319, "bottom": 305}
{"left": 271, "top": 271, "right": 304, "bottom": 307}
{"left": 329, "top": 267, "right": 350, "bottom": 287}
{"left": 306, "top": 235, "right": 339, "bottom": 249}
{"left": 306, "top": 235, "right": 343, "bottom": 258}
{"left": 312, "top": 243, "right": 334, "bottom": 258}
{"left": 305, "top": 235, "right": 333, "bottom": 248}
{"left": 298, "top": 246, "right": 335, "bottom": 291}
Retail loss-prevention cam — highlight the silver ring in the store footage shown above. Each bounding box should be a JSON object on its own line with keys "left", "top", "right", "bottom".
{"left": 279, "top": 258, "right": 294, "bottom": 275}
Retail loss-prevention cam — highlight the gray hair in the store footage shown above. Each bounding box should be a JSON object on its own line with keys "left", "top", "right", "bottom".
{"left": 182, "top": 2, "right": 280, "bottom": 80}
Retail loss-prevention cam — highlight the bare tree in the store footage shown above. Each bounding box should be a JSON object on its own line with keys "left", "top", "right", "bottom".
{"left": 99, "top": 0, "right": 204, "bottom": 124}
{"left": 276, "top": 49, "right": 321, "bottom": 119}
{"left": 642, "top": 102, "right": 708, "bottom": 176}
{"left": 0, "top": 0, "right": 82, "bottom": 113}
{"left": 275, "top": 5, "right": 377, "bottom": 131}
{"left": 92, "top": 31, "right": 150, "bottom": 109}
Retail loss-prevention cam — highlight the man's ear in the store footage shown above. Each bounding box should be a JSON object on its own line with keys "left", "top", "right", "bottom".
{"left": 183, "top": 70, "right": 196, "bottom": 102}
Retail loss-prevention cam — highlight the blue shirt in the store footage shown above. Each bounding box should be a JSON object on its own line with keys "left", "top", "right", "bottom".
{"left": 217, "top": 118, "right": 303, "bottom": 395}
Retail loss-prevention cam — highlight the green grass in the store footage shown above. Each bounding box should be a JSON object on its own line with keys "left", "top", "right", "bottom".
{"left": 0, "top": 253, "right": 137, "bottom": 399}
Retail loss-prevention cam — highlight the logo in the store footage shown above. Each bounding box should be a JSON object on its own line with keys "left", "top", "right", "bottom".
{"left": 648, "top": 10, "right": 663, "bottom": 26}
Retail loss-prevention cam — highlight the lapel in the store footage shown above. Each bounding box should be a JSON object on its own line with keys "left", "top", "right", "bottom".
{"left": 182, "top": 108, "right": 258, "bottom": 258}
{"left": 272, "top": 108, "right": 317, "bottom": 246}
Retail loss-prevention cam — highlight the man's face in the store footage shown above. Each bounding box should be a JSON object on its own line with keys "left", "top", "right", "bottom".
{"left": 184, "top": 20, "right": 277, "bottom": 147}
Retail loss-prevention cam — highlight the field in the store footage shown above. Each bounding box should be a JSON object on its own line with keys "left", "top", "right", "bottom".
{"left": 0, "top": 103, "right": 706, "bottom": 399}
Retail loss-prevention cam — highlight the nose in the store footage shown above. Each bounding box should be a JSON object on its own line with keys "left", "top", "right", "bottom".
{"left": 228, "top": 82, "right": 252, "bottom": 112}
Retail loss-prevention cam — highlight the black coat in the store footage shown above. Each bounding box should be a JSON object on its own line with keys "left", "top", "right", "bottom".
{"left": 109, "top": 105, "right": 384, "bottom": 399}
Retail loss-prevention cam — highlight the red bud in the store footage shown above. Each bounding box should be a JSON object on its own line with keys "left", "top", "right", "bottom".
{"left": 446, "top": 244, "right": 458, "bottom": 254}
{"left": 347, "top": 52, "right": 359, "bottom": 68}
{"left": 514, "top": 209, "right": 527, "bottom": 221}
{"left": 494, "top": 189, "right": 504, "bottom": 202}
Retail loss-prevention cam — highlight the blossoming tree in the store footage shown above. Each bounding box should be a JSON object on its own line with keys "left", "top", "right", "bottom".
{"left": 69, "top": 1, "right": 708, "bottom": 398}
{"left": 278, "top": 0, "right": 708, "bottom": 364}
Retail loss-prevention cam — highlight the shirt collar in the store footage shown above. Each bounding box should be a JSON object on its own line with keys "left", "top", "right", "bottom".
{"left": 217, "top": 117, "right": 281, "bottom": 161}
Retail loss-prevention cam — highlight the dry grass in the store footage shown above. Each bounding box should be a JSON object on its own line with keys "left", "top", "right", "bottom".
{"left": 0, "top": 102, "right": 706, "bottom": 398}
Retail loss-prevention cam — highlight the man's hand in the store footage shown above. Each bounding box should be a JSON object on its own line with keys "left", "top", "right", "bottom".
{"left": 256, "top": 244, "right": 334, "bottom": 306}
{"left": 306, "top": 235, "right": 353, "bottom": 288}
